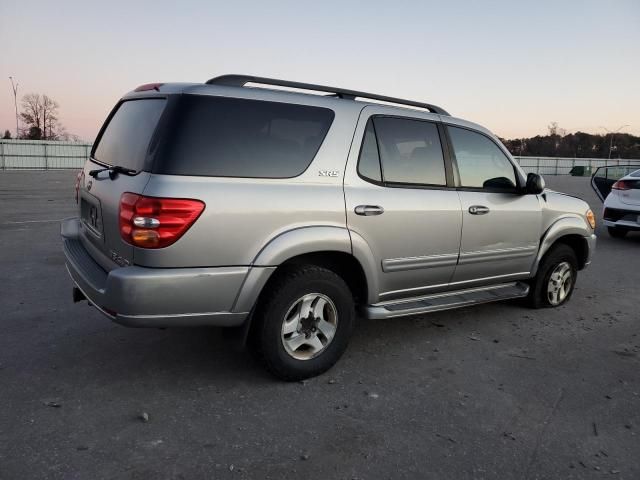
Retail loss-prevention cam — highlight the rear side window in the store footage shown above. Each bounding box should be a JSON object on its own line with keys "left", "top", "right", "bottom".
{"left": 448, "top": 126, "right": 517, "bottom": 190}
{"left": 156, "top": 95, "right": 334, "bottom": 178}
{"left": 358, "top": 119, "right": 382, "bottom": 182}
{"left": 93, "top": 99, "right": 166, "bottom": 171}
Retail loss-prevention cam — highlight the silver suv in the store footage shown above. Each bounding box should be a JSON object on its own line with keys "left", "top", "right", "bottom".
{"left": 62, "top": 75, "right": 597, "bottom": 380}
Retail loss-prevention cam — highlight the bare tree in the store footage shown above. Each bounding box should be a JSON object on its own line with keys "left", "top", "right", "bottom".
{"left": 19, "top": 93, "right": 64, "bottom": 140}
{"left": 41, "top": 95, "right": 59, "bottom": 139}
{"left": 20, "top": 93, "right": 43, "bottom": 137}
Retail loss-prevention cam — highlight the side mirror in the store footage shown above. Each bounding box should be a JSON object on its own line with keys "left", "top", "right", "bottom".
{"left": 526, "top": 173, "right": 545, "bottom": 194}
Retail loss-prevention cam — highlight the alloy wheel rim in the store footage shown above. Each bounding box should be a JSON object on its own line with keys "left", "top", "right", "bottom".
{"left": 281, "top": 293, "right": 338, "bottom": 360}
{"left": 547, "top": 261, "right": 572, "bottom": 305}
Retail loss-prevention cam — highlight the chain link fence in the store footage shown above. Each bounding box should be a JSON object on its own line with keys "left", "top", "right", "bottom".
{"left": 1, "top": 140, "right": 638, "bottom": 175}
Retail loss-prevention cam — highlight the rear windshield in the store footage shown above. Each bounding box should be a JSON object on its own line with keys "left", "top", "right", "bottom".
{"left": 154, "top": 95, "right": 334, "bottom": 178}
{"left": 93, "top": 99, "right": 166, "bottom": 171}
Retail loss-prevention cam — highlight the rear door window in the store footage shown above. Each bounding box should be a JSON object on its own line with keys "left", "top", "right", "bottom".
{"left": 371, "top": 117, "right": 446, "bottom": 186}
{"left": 93, "top": 99, "right": 166, "bottom": 172}
{"left": 155, "top": 95, "right": 335, "bottom": 178}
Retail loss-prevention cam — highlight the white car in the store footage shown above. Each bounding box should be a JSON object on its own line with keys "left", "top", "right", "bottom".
{"left": 592, "top": 166, "right": 640, "bottom": 238}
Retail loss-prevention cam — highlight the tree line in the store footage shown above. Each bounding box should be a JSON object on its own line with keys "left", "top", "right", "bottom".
{"left": 3, "top": 93, "right": 77, "bottom": 141}
{"left": 499, "top": 122, "right": 640, "bottom": 159}
{"left": 3, "top": 110, "right": 637, "bottom": 158}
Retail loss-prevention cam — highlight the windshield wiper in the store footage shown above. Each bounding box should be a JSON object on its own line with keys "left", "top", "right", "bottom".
{"left": 88, "top": 165, "right": 137, "bottom": 179}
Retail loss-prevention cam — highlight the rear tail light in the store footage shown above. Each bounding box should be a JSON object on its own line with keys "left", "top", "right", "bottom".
{"left": 119, "top": 193, "right": 205, "bottom": 248}
{"left": 612, "top": 180, "right": 631, "bottom": 190}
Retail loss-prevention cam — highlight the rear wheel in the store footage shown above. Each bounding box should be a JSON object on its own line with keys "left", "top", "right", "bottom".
{"left": 526, "top": 244, "right": 578, "bottom": 309}
{"left": 250, "top": 266, "right": 355, "bottom": 381}
{"left": 608, "top": 226, "right": 628, "bottom": 238}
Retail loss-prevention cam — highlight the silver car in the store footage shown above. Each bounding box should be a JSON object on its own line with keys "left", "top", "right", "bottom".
{"left": 62, "top": 75, "right": 597, "bottom": 380}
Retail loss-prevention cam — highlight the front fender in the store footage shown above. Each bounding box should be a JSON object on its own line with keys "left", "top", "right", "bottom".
{"left": 531, "top": 215, "right": 592, "bottom": 276}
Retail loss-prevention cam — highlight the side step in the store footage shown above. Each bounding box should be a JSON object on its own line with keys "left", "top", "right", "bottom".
{"left": 366, "top": 282, "right": 530, "bottom": 320}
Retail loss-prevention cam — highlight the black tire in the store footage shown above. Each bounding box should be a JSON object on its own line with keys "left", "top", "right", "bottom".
{"left": 250, "top": 265, "right": 355, "bottom": 381}
{"left": 526, "top": 244, "right": 578, "bottom": 309}
{"left": 608, "top": 226, "right": 628, "bottom": 238}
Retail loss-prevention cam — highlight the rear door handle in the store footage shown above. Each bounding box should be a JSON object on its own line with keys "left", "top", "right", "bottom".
{"left": 355, "top": 205, "right": 385, "bottom": 216}
{"left": 468, "top": 205, "right": 490, "bottom": 215}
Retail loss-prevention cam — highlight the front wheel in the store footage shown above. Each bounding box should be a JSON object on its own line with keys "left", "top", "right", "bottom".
{"left": 250, "top": 266, "right": 355, "bottom": 381}
{"left": 526, "top": 244, "right": 578, "bottom": 309}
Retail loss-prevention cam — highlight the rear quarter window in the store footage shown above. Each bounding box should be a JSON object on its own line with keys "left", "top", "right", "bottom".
{"left": 155, "top": 95, "right": 335, "bottom": 178}
{"left": 93, "top": 99, "right": 166, "bottom": 172}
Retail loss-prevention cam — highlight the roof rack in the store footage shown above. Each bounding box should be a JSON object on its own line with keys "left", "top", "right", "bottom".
{"left": 205, "top": 74, "right": 450, "bottom": 116}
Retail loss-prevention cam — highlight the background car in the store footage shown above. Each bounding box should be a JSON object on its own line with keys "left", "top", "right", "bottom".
{"left": 592, "top": 165, "right": 640, "bottom": 238}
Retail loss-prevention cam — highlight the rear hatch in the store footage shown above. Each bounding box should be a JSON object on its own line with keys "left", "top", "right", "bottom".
{"left": 78, "top": 98, "right": 166, "bottom": 270}
{"left": 618, "top": 169, "right": 640, "bottom": 206}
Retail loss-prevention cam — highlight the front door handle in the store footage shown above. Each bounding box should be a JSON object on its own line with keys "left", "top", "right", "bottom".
{"left": 468, "top": 205, "right": 490, "bottom": 215}
{"left": 355, "top": 205, "right": 385, "bottom": 216}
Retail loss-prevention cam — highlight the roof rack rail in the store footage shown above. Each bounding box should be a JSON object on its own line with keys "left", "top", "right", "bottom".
{"left": 205, "top": 74, "right": 450, "bottom": 116}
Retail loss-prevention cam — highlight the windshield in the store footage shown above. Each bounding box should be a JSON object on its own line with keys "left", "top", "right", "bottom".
{"left": 93, "top": 99, "right": 166, "bottom": 171}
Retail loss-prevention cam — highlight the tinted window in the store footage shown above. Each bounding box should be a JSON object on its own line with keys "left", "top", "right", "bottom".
{"left": 156, "top": 95, "right": 334, "bottom": 178}
{"left": 358, "top": 119, "right": 382, "bottom": 182}
{"left": 448, "top": 126, "right": 517, "bottom": 189}
{"left": 93, "top": 99, "right": 166, "bottom": 171}
{"left": 373, "top": 117, "right": 446, "bottom": 185}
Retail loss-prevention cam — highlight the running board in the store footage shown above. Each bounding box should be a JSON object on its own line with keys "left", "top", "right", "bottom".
{"left": 366, "top": 282, "right": 530, "bottom": 320}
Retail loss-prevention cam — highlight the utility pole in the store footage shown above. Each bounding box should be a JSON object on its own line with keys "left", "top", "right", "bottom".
{"left": 600, "top": 125, "right": 629, "bottom": 159}
{"left": 9, "top": 77, "right": 19, "bottom": 139}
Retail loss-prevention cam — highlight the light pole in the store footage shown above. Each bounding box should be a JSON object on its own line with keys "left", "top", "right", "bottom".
{"left": 9, "top": 77, "right": 19, "bottom": 139}
{"left": 600, "top": 125, "right": 629, "bottom": 159}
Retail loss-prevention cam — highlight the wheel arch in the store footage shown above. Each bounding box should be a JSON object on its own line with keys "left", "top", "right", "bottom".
{"left": 233, "top": 226, "right": 377, "bottom": 315}
{"left": 532, "top": 216, "right": 591, "bottom": 275}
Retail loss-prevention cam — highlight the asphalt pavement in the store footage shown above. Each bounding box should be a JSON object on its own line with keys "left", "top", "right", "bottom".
{"left": 0, "top": 171, "right": 638, "bottom": 479}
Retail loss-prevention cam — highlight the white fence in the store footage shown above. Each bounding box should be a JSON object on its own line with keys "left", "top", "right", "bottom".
{"left": 0, "top": 139, "right": 638, "bottom": 175}
{"left": 0, "top": 140, "right": 91, "bottom": 169}
{"left": 514, "top": 156, "right": 640, "bottom": 176}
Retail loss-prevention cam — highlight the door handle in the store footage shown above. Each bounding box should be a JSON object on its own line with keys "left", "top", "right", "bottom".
{"left": 468, "top": 205, "right": 490, "bottom": 215}
{"left": 355, "top": 205, "right": 385, "bottom": 216}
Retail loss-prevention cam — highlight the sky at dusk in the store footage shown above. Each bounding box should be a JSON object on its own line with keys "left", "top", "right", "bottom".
{"left": 1, "top": 0, "right": 639, "bottom": 142}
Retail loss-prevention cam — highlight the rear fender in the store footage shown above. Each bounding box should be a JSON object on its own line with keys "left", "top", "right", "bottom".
{"left": 252, "top": 226, "right": 351, "bottom": 266}
{"left": 348, "top": 230, "right": 380, "bottom": 304}
{"left": 232, "top": 226, "right": 351, "bottom": 314}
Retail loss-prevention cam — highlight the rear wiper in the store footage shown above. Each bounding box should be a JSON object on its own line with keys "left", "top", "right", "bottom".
{"left": 88, "top": 165, "right": 137, "bottom": 179}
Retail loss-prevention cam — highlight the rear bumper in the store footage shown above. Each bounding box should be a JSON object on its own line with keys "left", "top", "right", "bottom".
{"left": 61, "top": 218, "right": 250, "bottom": 327}
{"left": 602, "top": 208, "right": 640, "bottom": 230}
{"left": 603, "top": 204, "right": 640, "bottom": 231}
{"left": 603, "top": 220, "right": 640, "bottom": 231}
